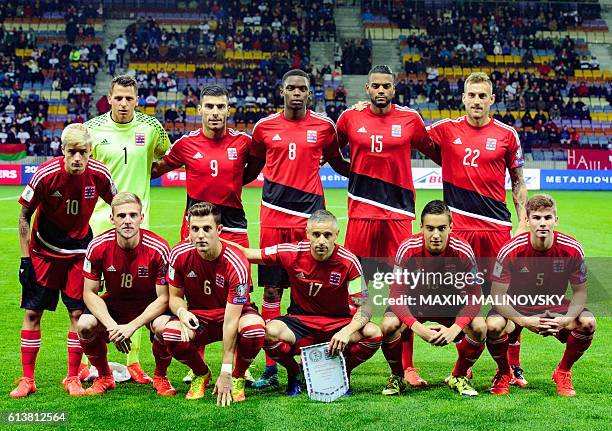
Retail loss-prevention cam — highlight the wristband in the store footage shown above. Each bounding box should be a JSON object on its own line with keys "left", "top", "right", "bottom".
{"left": 221, "top": 363, "right": 232, "bottom": 374}
{"left": 176, "top": 307, "right": 187, "bottom": 319}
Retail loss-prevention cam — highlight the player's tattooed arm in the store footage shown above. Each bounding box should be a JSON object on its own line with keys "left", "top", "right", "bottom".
{"left": 242, "top": 154, "right": 265, "bottom": 185}
{"left": 18, "top": 206, "right": 33, "bottom": 257}
{"left": 150, "top": 159, "right": 175, "bottom": 179}
{"left": 510, "top": 166, "right": 528, "bottom": 234}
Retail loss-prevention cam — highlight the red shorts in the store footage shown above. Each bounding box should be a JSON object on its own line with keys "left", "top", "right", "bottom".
{"left": 454, "top": 229, "right": 510, "bottom": 258}
{"left": 258, "top": 226, "right": 306, "bottom": 287}
{"left": 84, "top": 295, "right": 152, "bottom": 325}
{"left": 455, "top": 229, "right": 510, "bottom": 280}
{"left": 186, "top": 306, "right": 260, "bottom": 346}
{"left": 31, "top": 249, "right": 84, "bottom": 300}
{"left": 275, "top": 315, "right": 353, "bottom": 351}
{"left": 345, "top": 218, "right": 412, "bottom": 258}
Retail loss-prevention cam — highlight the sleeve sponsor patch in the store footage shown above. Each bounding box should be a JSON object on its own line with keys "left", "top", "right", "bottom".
{"left": 168, "top": 266, "right": 175, "bottom": 281}
{"left": 232, "top": 297, "right": 247, "bottom": 304}
{"left": 493, "top": 261, "right": 503, "bottom": 278}
{"left": 21, "top": 185, "right": 34, "bottom": 203}
{"left": 83, "top": 258, "right": 91, "bottom": 273}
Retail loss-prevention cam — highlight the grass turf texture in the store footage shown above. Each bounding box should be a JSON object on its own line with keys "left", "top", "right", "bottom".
{"left": 0, "top": 186, "right": 610, "bottom": 431}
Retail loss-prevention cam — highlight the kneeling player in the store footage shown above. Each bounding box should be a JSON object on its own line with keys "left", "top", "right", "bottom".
{"left": 487, "top": 194, "right": 595, "bottom": 396}
{"left": 381, "top": 201, "right": 486, "bottom": 396}
{"left": 78, "top": 193, "right": 174, "bottom": 396}
{"left": 10, "top": 124, "right": 116, "bottom": 398}
{"left": 234, "top": 210, "right": 382, "bottom": 396}
{"left": 162, "top": 202, "right": 264, "bottom": 406}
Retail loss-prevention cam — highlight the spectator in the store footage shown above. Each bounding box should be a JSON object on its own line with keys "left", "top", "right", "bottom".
{"left": 114, "top": 34, "right": 128, "bottom": 68}
{"left": 106, "top": 43, "right": 118, "bottom": 75}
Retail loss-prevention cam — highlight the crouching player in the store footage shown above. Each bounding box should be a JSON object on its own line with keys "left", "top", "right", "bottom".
{"left": 78, "top": 192, "right": 175, "bottom": 396}
{"left": 380, "top": 201, "right": 486, "bottom": 396}
{"left": 234, "top": 210, "right": 381, "bottom": 396}
{"left": 11, "top": 124, "right": 116, "bottom": 398}
{"left": 487, "top": 194, "right": 595, "bottom": 396}
{"left": 162, "top": 202, "right": 265, "bottom": 406}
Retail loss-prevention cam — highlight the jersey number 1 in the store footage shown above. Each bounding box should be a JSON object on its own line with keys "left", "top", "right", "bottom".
{"left": 123, "top": 147, "right": 128, "bottom": 164}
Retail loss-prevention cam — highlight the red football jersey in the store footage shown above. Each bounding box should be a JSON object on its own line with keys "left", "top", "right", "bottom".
{"left": 427, "top": 116, "right": 525, "bottom": 231}
{"left": 167, "top": 241, "right": 252, "bottom": 320}
{"left": 391, "top": 233, "right": 480, "bottom": 328}
{"left": 19, "top": 157, "right": 116, "bottom": 258}
{"left": 250, "top": 110, "right": 341, "bottom": 228}
{"left": 492, "top": 231, "right": 587, "bottom": 314}
{"left": 83, "top": 229, "right": 169, "bottom": 319}
{"left": 336, "top": 104, "right": 436, "bottom": 220}
{"left": 261, "top": 241, "right": 364, "bottom": 317}
{"left": 163, "top": 128, "right": 251, "bottom": 233}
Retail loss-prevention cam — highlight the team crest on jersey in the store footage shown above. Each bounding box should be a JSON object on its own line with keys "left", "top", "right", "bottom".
{"left": 84, "top": 186, "right": 95, "bottom": 199}
{"left": 391, "top": 124, "right": 402, "bottom": 137}
{"left": 138, "top": 266, "right": 149, "bottom": 277}
{"left": 227, "top": 148, "right": 238, "bottom": 160}
{"left": 329, "top": 271, "right": 341, "bottom": 285}
{"left": 135, "top": 132, "right": 146, "bottom": 146}
{"left": 553, "top": 259, "right": 565, "bottom": 273}
{"left": 215, "top": 273, "right": 225, "bottom": 287}
{"left": 485, "top": 138, "right": 497, "bottom": 150}
{"left": 307, "top": 130, "right": 317, "bottom": 143}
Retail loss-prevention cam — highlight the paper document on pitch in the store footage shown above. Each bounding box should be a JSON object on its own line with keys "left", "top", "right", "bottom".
{"left": 300, "top": 342, "right": 349, "bottom": 402}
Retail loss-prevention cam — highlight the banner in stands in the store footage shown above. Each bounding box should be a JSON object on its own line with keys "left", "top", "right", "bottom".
{"left": 0, "top": 164, "right": 22, "bottom": 185}
{"left": 540, "top": 170, "right": 612, "bottom": 191}
{"left": 412, "top": 168, "right": 541, "bottom": 190}
{"left": 3, "top": 165, "right": 610, "bottom": 191}
{"left": 567, "top": 149, "right": 612, "bottom": 170}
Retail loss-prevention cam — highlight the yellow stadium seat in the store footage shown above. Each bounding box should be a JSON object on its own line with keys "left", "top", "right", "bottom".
{"left": 145, "top": 106, "right": 156, "bottom": 116}
{"left": 574, "top": 69, "right": 584, "bottom": 79}
{"left": 253, "top": 51, "right": 263, "bottom": 60}
{"left": 486, "top": 55, "right": 495, "bottom": 64}
{"left": 430, "top": 110, "right": 442, "bottom": 120}
{"left": 57, "top": 106, "right": 67, "bottom": 115}
{"left": 48, "top": 106, "right": 58, "bottom": 114}
{"left": 244, "top": 51, "right": 253, "bottom": 60}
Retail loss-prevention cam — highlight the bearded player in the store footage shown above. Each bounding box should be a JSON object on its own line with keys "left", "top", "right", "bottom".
{"left": 486, "top": 194, "right": 594, "bottom": 396}
{"left": 231, "top": 210, "right": 382, "bottom": 396}
{"left": 10, "top": 124, "right": 116, "bottom": 398}
{"left": 337, "top": 64, "right": 441, "bottom": 387}
{"left": 244, "top": 69, "right": 349, "bottom": 388}
{"left": 426, "top": 72, "right": 529, "bottom": 386}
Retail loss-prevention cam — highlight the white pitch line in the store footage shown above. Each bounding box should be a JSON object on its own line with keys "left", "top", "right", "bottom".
{"left": 0, "top": 195, "right": 19, "bottom": 201}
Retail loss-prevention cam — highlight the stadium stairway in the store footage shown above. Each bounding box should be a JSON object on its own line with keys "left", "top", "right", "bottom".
{"left": 92, "top": 19, "right": 134, "bottom": 105}
{"left": 334, "top": 4, "right": 363, "bottom": 40}
{"left": 343, "top": 74, "right": 368, "bottom": 106}
{"left": 372, "top": 39, "right": 402, "bottom": 73}
{"left": 311, "top": 41, "right": 336, "bottom": 69}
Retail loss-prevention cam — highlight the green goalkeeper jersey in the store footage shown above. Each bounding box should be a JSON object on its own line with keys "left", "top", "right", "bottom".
{"left": 85, "top": 111, "right": 171, "bottom": 233}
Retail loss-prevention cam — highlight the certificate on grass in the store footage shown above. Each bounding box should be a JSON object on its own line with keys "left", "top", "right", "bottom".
{"left": 300, "top": 342, "right": 349, "bottom": 402}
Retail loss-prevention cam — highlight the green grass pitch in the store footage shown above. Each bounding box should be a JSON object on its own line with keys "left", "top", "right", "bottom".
{"left": 0, "top": 186, "right": 610, "bottom": 431}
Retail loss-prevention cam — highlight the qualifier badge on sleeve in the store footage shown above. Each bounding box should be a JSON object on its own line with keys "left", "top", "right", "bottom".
{"left": 300, "top": 342, "right": 349, "bottom": 402}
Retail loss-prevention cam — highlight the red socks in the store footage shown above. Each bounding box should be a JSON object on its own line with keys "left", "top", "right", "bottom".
{"left": 508, "top": 328, "right": 522, "bottom": 367}
{"left": 401, "top": 329, "right": 415, "bottom": 369}
{"left": 345, "top": 336, "right": 382, "bottom": 374}
{"left": 453, "top": 336, "right": 485, "bottom": 377}
{"left": 79, "top": 333, "right": 111, "bottom": 377}
{"left": 487, "top": 335, "right": 510, "bottom": 374}
{"left": 20, "top": 329, "right": 41, "bottom": 379}
{"left": 558, "top": 330, "right": 594, "bottom": 371}
{"left": 67, "top": 331, "right": 82, "bottom": 377}
{"left": 382, "top": 335, "right": 404, "bottom": 376}
{"left": 163, "top": 328, "right": 209, "bottom": 376}
{"left": 234, "top": 325, "right": 265, "bottom": 378}
{"left": 152, "top": 338, "right": 172, "bottom": 377}
{"left": 263, "top": 340, "right": 300, "bottom": 377}
{"left": 261, "top": 294, "right": 281, "bottom": 367}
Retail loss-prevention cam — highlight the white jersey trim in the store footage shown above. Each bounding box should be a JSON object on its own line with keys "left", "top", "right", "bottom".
{"left": 448, "top": 206, "right": 513, "bottom": 227}
{"left": 348, "top": 192, "right": 415, "bottom": 217}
